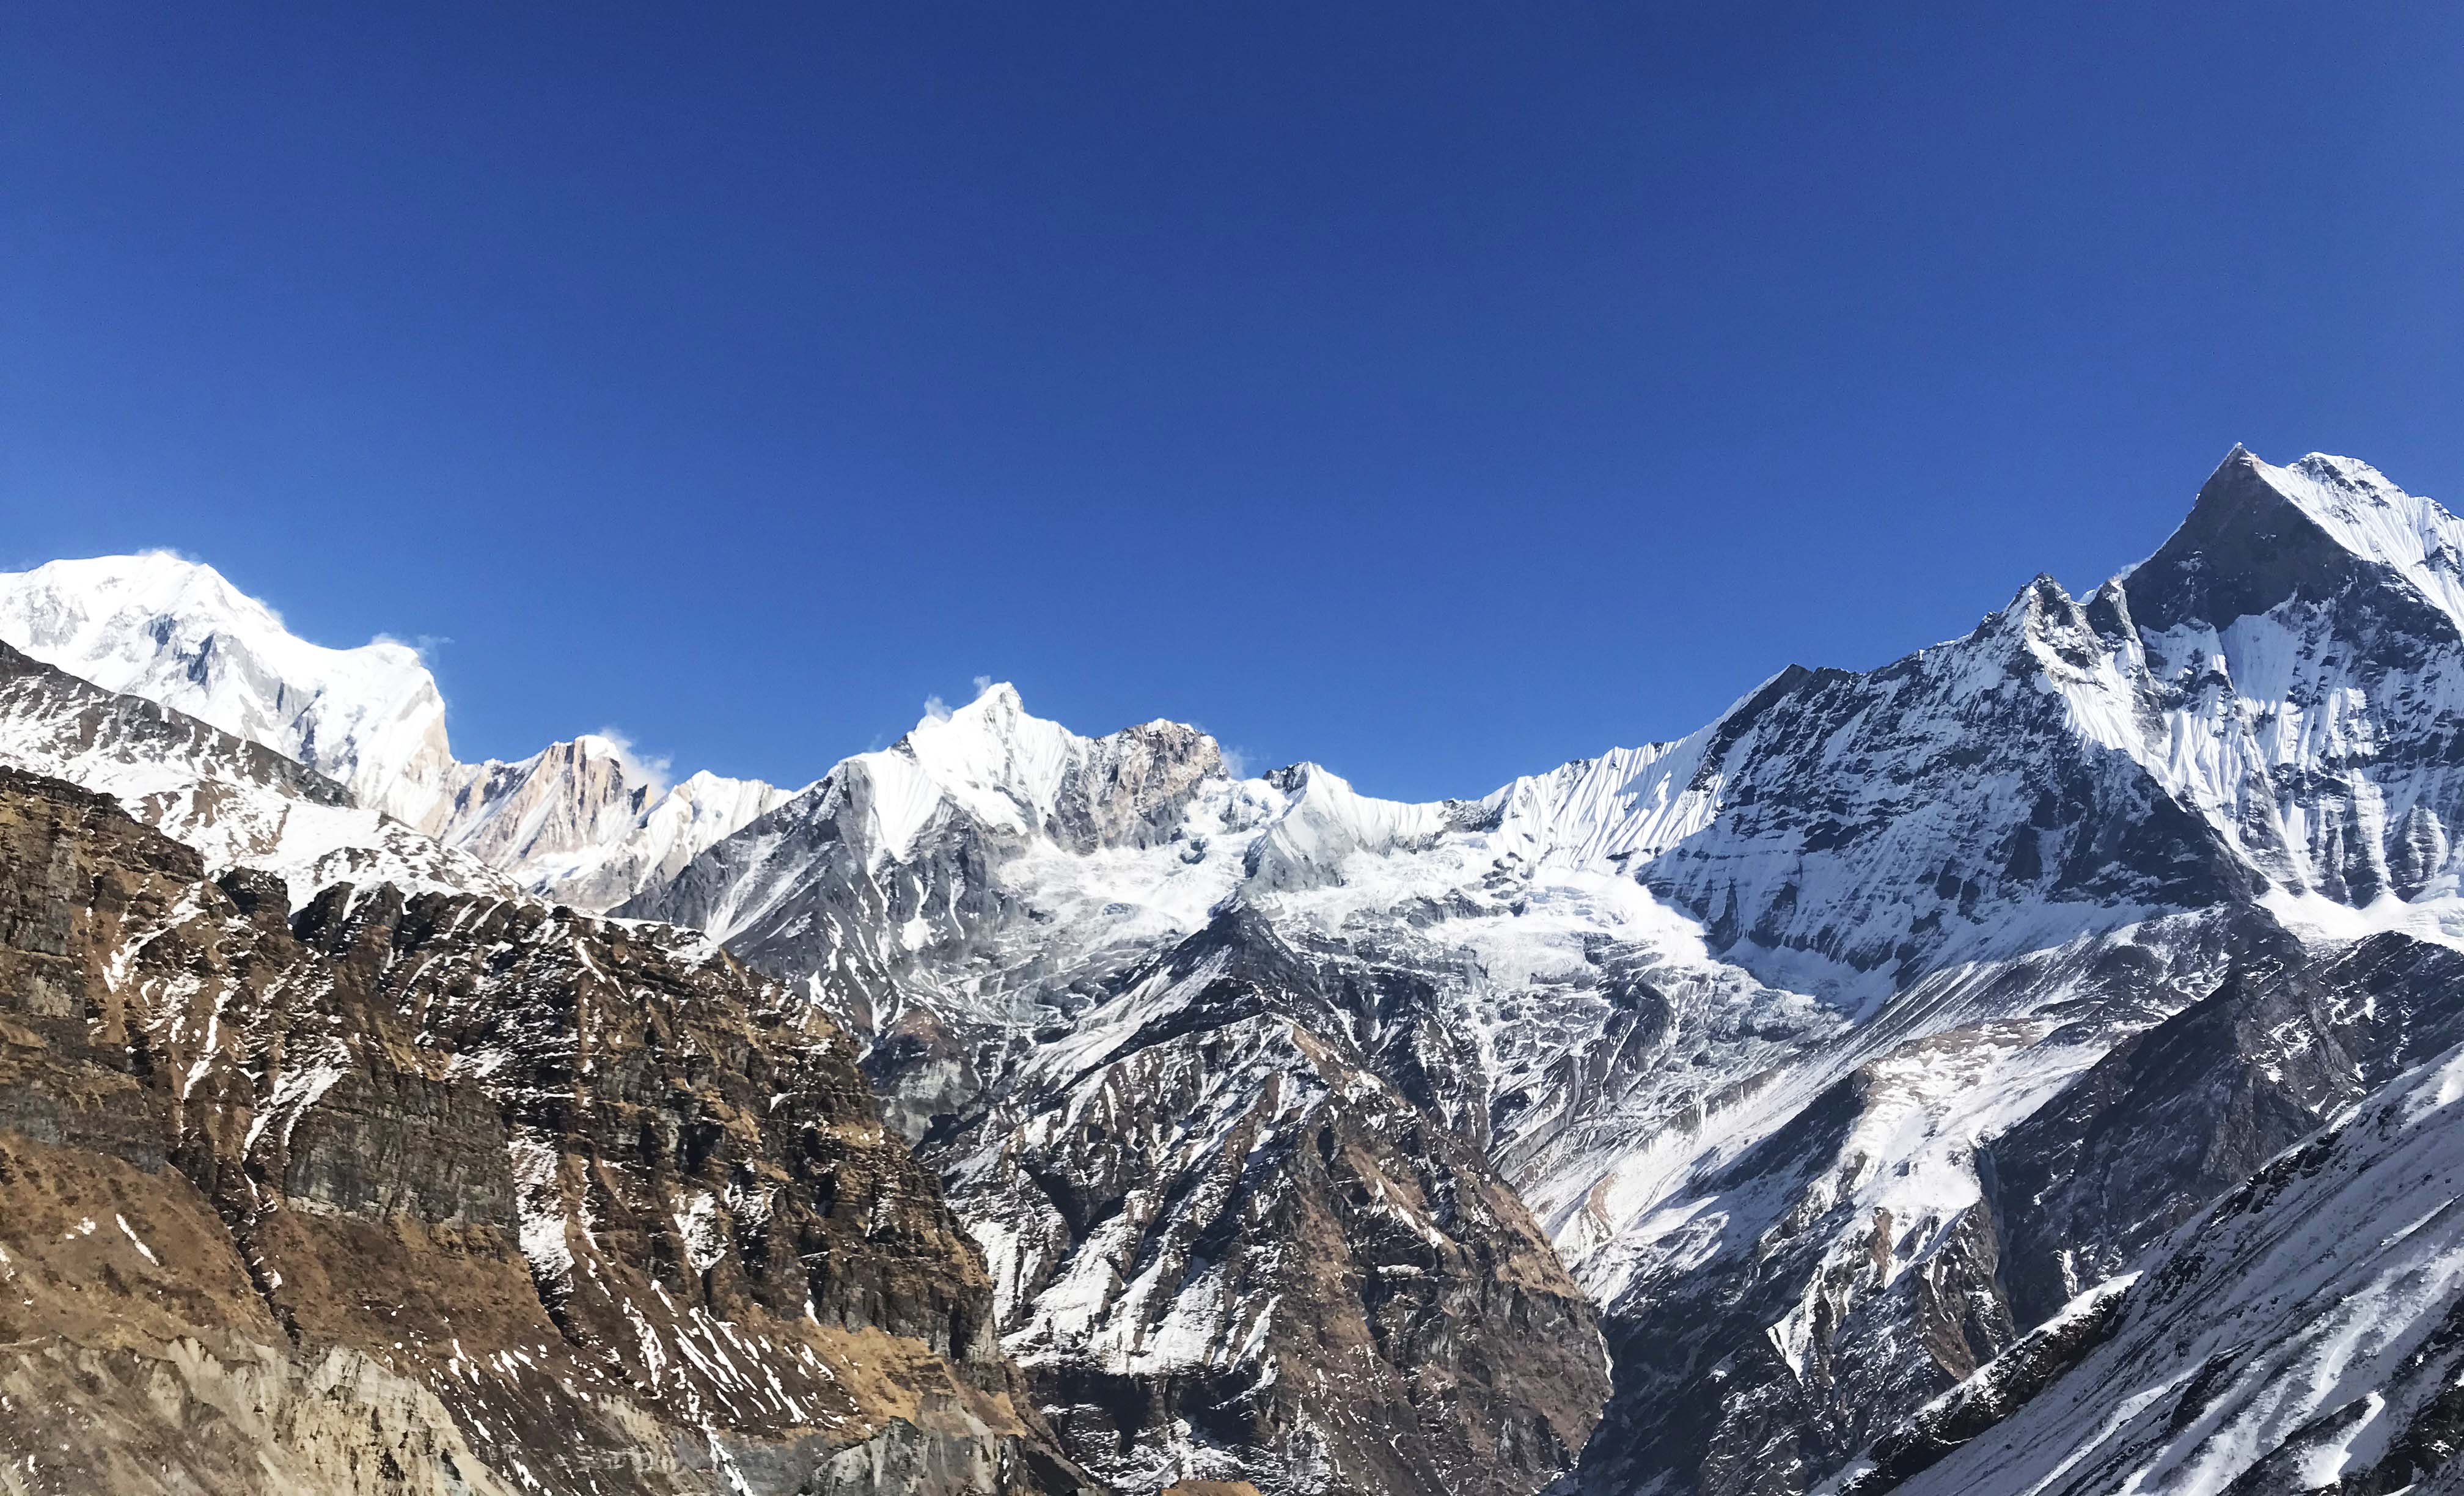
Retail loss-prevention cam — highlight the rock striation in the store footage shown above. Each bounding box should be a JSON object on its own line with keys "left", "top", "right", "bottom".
{"left": 0, "top": 765, "right": 1093, "bottom": 1495}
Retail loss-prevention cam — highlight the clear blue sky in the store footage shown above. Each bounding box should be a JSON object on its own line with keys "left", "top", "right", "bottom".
{"left": 7, "top": 4, "right": 2460, "bottom": 798}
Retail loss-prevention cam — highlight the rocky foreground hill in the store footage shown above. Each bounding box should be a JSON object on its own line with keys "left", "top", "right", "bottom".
{"left": 0, "top": 766, "right": 1090, "bottom": 1494}
{"left": 10, "top": 447, "right": 2464, "bottom": 1494}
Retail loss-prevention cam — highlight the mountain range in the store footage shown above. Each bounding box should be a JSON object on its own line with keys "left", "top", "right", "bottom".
{"left": 7, "top": 446, "right": 2464, "bottom": 1495}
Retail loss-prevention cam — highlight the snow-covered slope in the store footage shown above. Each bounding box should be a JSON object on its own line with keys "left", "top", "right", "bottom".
{"left": 0, "top": 552, "right": 458, "bottom": 827}
{"left": 1856, "top": 1034, "right": 2464, "bottom": 1496}
{"left": 0, "top": 637, "right": 514, "bottom": 902}
{"left": 625, "top": 447, "right": 2464, "bottom": 1495}
{"left": 0, "top": 553, "right": 788, "bottom": 909}
{"left": 25, "top": 446, "right": 2464, "bottom": 1495}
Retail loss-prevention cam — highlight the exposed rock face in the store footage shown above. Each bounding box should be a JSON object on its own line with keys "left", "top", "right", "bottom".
{"left": 433, "top": 737, "right": 797, "bottom": 912}
{"left": 632, "top": 698, "right": 1613, "bottom": 1494}
{"left": 0, "top": 766, "right": 1091, "bottom": 1495}
{"left": 955, "top": 908, "right": 1607, "bottom": 1496}
{"left": 27, "top": 447, "right": 2464, "bottom": 1496}
{"left": 1863, "top": 1035, "right": 2464, "bottom": 1496}
{"left": 1614, "top": 596, "right": 2259, "bottom": 980}
{"left": 1561, "top": 912, "right": 2274, "bottom": 1496}
{"left": 1983, "top": 929, "right": 2464, "bottom": 1329}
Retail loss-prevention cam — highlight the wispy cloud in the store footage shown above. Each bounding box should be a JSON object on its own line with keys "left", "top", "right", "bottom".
{"left": 1190, "top": 721, "right": 1252, "bottom": 780}
{"left": 370, "top": 631, "right": 453, "bottom": 661}
{"left": 924, "top": 676, "right": 1002, "bottom": 724}
{"left": 592, "top": 726, "right": 673, "bottom": 796}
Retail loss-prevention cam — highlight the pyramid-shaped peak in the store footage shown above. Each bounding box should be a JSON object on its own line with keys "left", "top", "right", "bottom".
{"left": 1972, "top": 573, "right": 2083, "bottom": 645}
{"left": 959, "top": 679, "right": 1025, "bottom": 714}
{"left": 2191, "top": 447, "right": 2455, "bottom": 568}
{"left": 2013, "top": 571, "right": 2072, "bottom": 608}
{"left": 902, "top": 679, "right": 1033, "bottom": 741}
{"left": 2122, "top": 447, "right": 2464, "bottom": 634}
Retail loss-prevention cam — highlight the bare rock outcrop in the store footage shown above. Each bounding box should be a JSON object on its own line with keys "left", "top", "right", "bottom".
{"left": 0, "top": 766, "right": 1094, "bottom": 1495}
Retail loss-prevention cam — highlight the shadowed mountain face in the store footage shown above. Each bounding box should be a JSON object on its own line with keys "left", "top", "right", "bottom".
{"left": 18, "top": 448, "right": 2464, "bottom": 1495}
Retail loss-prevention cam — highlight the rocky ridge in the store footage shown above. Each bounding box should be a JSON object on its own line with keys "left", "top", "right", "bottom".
{"left": 0, "top": 765, "right": 1091, "bottom": 1495}
{"left": 19, "top": 447, "right": 2464, "bottom": 1494}
{"left": 630, "top": 448, "right": 2464, "bottom": 1495}
{"left": 0, "top": 637, "right": 514, "bottom": 901}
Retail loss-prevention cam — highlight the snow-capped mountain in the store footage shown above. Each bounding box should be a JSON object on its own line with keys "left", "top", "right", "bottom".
{"left": 618, "top": 447, "right": 2464, "bottom": 1494}
{"left": 434, "top": 733, "right": 794, "bottom": 911}
{"left": 0, "top": 552, "right": 791, "bottom": 909}
{"left": 0, "top": 636, "right": 515, "bottom": 900}
{"left": 629, "top": 689, "right": 1619, "bottom": 1492}
{"left": 0, "top": 551, "right": 458, "bottom": 826}
{"left": 20, "top": 445, "right": 2464, "bottom": 1495}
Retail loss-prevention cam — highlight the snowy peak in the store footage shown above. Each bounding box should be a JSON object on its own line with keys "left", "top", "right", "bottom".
{"left": 630, "top": 769, "right": 797, "bottom": 881}
{"left": 2125, "top": 446, "right": 2464, "bottom": 636}
{"left": 0, "top": 552, "right": 458, "bottom": 826}
{"left": 1985, "top": 573, "right": 2080, "bottom": 636}
{"left": 0, "top": 552, "right": 787, "bottom": 911}
{"left": 438, "top": 735, "right": 651, "bottom": 870}
{"left": 883, "top": 681, "right": 1085, "bottom": 849}
{"left": 432, "top": 733, "right": 791, "bottom": 911}
{"left": 840, "top": 681, "right": 1228, "bottom": 865}
{"left": 1242, "top": 761, "right": 1462, "bottom": 891}
{"left": 0, "top": 634, "right": 514, "bottom": 904}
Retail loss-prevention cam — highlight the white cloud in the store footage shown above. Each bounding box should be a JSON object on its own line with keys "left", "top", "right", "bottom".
{"left": 591, "top": 726, "right": 673, "bottom": 796}
{"left": 369, "top": 631, "right": 454, "bottom": 662}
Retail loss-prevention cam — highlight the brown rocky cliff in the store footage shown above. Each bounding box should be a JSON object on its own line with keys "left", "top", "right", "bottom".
{"left": 0, "top": 766, "right": 1098, "bottom": 1495}
{"left": 956, "top": 909, "right": 1609, "bottom": 1495}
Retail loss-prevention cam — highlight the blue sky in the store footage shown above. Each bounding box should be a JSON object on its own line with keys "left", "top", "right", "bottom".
{"left": 7, "top": 4, "right": 2460, "bottom": 799}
